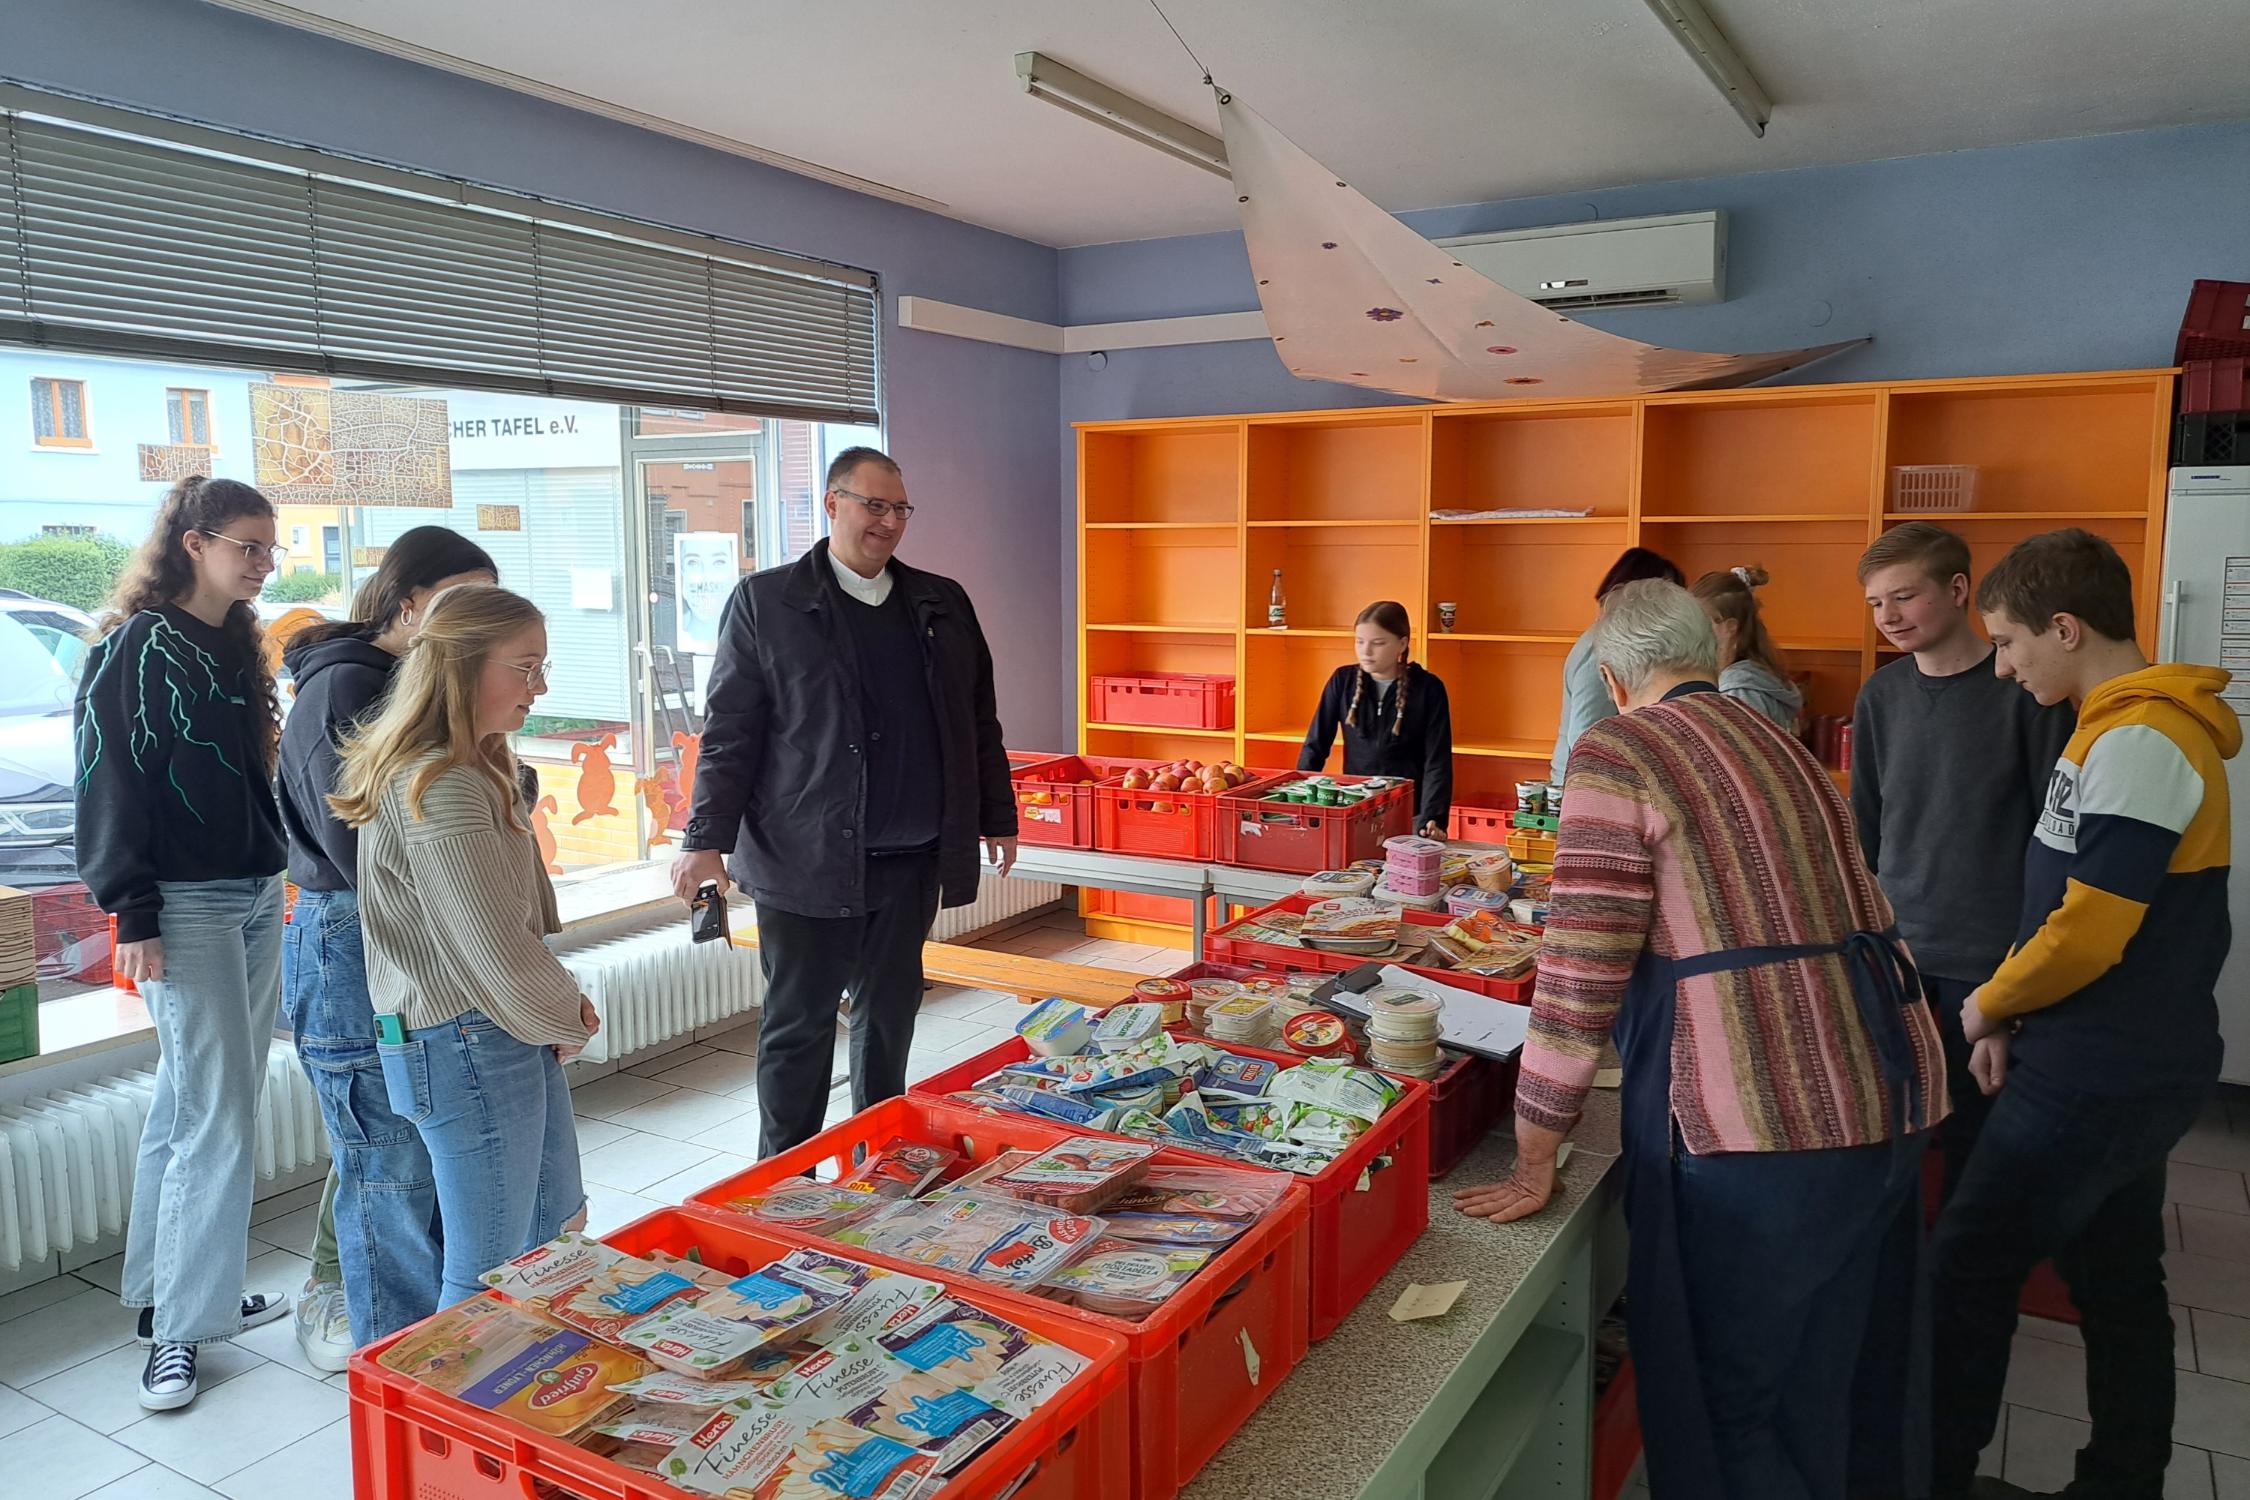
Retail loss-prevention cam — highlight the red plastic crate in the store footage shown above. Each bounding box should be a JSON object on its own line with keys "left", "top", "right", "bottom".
{"left": 1016, "top": 756, "right": 1145, "bottom": 850}
{"left": 1093, "top": 771, "right": 1286, "bottom": 863}
{"left": 1213, "top": 774, "right": 1413, "bottom": 874}
{"left": 2178, "top": 279, "right": 2250, "bottom": 364}
{"left": 1088, "top": 673, "right": 1237, "bottom": 731}
{"left": 1008, "top": 749, "right": 1071, "bottom": 770}
{"left": 1592, "top": 1354, "right": 1644, "bottom": 1500}
{"left": 2183, "top": 358, "right": 2250, "bottom": 415}
{"left": 914, "top": 1028, "right": 1431, "bottom": 1344}
{"left": 1448, "top": 803, "right": 1515, "bottom": 842}
{"left": 686, "top": 1096, "right": 1311, "bottom": 1500}
{"left": 1160, "top": 960, "right": 1509, "bottom": 1177}
{"left": 1205, "top": 893, "right": 1538, "bottom": 1004}
{"left": 348, "top": 1264, "right": 1131, "bottom": 1500}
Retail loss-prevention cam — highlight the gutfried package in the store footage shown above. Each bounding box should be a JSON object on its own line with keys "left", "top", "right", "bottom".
{"left": 377, "top": 1294, "right": 648, "bottom": 1439}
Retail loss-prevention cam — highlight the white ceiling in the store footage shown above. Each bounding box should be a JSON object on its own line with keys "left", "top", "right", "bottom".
{"left": 215, "top": 0, "right": 2250, "bottom": 247}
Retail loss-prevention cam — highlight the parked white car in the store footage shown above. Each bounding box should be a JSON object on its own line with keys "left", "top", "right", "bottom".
{"left": 0, "top": 590, "right": 94, "bottom": 888}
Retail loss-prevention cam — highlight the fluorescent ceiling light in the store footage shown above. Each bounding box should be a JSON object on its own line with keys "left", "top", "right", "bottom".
{"left": 1015, "top": 51, "right": 1230, "bottom": 178}
{"left": 1639, "top": 0, "right": 1773, "bottom": 138}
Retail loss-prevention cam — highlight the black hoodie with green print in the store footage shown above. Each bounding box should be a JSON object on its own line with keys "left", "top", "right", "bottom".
{"left": 73, "top": 605, "right": 285, "bottom": 942}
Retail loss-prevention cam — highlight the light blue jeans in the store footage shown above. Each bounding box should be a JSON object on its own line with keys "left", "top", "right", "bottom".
{"left": 282, "top": 888, "right": 443, "bottom": 1345}
{"left": 121, "top": 876, "right": 286, "bottom": 1345}
{"left": 378, "top": 1009, "right": 585, "bottom": 1309}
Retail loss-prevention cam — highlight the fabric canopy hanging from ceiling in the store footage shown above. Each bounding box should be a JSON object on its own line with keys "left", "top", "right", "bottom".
{"left": 1218, "top": 93, "right": 1862, "bottom": 401}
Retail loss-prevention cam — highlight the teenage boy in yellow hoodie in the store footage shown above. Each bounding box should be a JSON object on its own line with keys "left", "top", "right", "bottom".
{"left": 1930, "top": 529, "right": 2237, "bottom": 1500}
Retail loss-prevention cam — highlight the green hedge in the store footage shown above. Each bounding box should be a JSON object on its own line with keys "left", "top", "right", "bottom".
{"left": 0, "top": 535, "right": 135, "bottom": 613}
{"left": 263, "top": 570, "right": 343, "bottom": 604}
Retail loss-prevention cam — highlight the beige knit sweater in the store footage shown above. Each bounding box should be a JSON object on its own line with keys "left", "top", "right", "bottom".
{"left": 358, "top": 755, "right": 586, "bottom": 1047}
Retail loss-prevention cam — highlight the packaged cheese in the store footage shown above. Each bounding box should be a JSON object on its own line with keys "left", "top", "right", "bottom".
{"left": 1016, "top": 997, "right": 1094, "bottom": 1056}
{"left": 1089, "top": 1001, "right": 1164, "bottom": 1052}
{"left": 377, "top": 1294, "right": 648, "bottom": 1439}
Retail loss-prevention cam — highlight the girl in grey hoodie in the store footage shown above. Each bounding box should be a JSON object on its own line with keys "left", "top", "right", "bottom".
{"left": 1693, "top": 565, "right": 1804, "bottom": 733}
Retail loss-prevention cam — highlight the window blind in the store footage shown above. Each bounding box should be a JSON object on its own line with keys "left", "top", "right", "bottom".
{"left": 0, "top": 108, "right": 880, "bottom": 425}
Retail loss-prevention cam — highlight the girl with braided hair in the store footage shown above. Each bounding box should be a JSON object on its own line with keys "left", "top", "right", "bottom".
{"left": 1296, "top": 601, "right": 1453, "bottom": 835}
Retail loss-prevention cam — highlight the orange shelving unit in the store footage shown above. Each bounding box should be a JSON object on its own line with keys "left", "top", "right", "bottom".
{"left": 1074, "top": 369, "right": 2176, "bottom": 943}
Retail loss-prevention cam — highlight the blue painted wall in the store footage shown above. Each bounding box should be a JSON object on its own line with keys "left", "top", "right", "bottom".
{"left": 6, "top": 0, "right": 1074, "bottom": 748}
{"left": 1054, "top": 121, "right": 2250, "bottom": 623}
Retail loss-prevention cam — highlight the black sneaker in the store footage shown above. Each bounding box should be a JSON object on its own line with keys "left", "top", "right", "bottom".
{"left": 137, "top": 1293, "right": 292, "bottom": 1345}
{"left": 139, "top": 1341, "right": 197, "bottom": 1410}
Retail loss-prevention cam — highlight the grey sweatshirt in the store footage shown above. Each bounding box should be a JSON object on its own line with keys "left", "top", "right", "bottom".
{"left": 1721, "top": 659, "right": 1804, "bottom": 733}
{"left": 1552, "top": 628, "right": 1614, "bottom": 781}
{"left": 1850, "top": 650, "right": 2076, "bottom": 982}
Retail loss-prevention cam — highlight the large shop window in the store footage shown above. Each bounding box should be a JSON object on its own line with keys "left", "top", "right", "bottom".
{"left": 0, "top": 91, "right": 882, "bottom": 1004}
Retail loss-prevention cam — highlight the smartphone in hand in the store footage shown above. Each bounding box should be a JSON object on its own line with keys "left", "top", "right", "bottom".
{"left": 690, "top": 879, "right": 728, "bottom": 944}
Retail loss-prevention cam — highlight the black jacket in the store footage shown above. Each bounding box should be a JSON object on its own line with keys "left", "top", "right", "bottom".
{"left": 278, "top": 630, "right": 399, "bottom": 892}
{"left": 1298, "top": 662, "right": 1454, "bottom": 833}
{"left": 73, "top": 606, "right": 286, "bottom": 941}
{"left": 681, "top": 542, "right": 1016, "bottom": 918}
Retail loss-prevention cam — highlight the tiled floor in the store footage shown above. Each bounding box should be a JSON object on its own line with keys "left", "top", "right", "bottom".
{"left": 6, "top": 909, "right": 2247, "bottom": 1498}
{"left": 1616, "top": 1088, "right": 2250, "bottom": 1499}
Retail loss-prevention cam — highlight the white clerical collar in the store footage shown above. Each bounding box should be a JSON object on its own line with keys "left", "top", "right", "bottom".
{"left": 827, "top": 547, "right": 893, "bottom": 606}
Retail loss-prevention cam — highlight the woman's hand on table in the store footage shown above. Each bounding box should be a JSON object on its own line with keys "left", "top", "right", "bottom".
{"left": 1453, "top": 1118, "right": 1567, "bottom": 1224}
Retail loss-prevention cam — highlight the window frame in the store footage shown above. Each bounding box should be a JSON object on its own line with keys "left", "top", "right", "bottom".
{"left": 165, "top": 385, "right": 214, "bottom": 449}
{"left": 29, "top": 375, "right": 92, "bottom": 449}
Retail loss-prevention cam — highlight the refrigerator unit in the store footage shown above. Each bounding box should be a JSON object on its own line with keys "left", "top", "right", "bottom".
{"left": 2159, "top": 464, "right": 2250, "bottom": 1086}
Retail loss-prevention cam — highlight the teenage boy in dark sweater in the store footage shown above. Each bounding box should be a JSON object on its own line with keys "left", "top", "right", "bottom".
{"left": 1853, "top": 524, "right": 2075, "bottom": 1201}
{"left": 1931, "top": 529, "right": 2236, "bottom": 1500}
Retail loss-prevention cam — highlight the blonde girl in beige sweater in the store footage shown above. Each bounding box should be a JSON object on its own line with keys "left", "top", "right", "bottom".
{"left": 331, "top": 583, "right": 599, "bottom": 1306}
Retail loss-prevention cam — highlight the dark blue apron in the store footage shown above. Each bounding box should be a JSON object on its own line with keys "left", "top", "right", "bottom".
{"left": 1616, "top": 925, "right": 1933, "bottom": 1499}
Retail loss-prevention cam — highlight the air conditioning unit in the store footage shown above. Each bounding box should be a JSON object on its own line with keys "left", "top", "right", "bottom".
{"left": 1435, "top": 210, "right": 1727, "bottom": 311}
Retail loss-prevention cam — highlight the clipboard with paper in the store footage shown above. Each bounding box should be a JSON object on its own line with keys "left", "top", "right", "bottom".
{"left": 1312, "top": 963, "right": 1532, "bottom": 1062}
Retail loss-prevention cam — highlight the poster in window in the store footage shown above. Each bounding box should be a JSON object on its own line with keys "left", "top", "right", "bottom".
{"left": 674, "top": 531, "right": 738, "bottom": 656}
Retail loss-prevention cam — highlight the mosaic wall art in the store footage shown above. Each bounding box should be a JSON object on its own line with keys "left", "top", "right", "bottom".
{"left": 137, "top": 443, "right": 210, "bottom": 483}
{"left": 250, "top": 384, "right": 454, "bottom": 506}
{"left": 477, "top": 504, "right": 523, "bottom": 532}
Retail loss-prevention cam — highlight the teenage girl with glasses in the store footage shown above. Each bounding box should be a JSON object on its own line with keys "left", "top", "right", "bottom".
{"left": 76, "top": 475, "right": 292, "bottom": 1410}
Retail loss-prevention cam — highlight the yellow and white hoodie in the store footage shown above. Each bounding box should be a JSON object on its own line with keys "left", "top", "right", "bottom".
{"left": 1979, "top": 664, "right": 2238, "bottom": 1092}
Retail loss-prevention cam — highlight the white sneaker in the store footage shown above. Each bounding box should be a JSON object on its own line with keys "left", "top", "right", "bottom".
{"left": 139, "top": 1341, "right": 197, "bottom": 1410}
{"left": 294, "top": 1279, "right": 353, "bottom": 1373}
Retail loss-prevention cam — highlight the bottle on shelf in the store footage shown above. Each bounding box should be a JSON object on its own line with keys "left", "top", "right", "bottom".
{"left": 1269, "top": 568, "right": 1287, "bottom": 630}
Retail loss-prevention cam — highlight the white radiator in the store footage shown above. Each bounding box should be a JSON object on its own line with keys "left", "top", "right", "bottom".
{"left": 931, "top": 875, "right": 1064, "bottom": 944}
{"left": 559, "top": 924, "right": 764, "bottom": 1064}
{"left": 0, "top": 1048, "right": 327, "bottom": 1274}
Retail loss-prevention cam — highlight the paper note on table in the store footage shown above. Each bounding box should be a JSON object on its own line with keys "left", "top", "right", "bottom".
{"left": 1555, "top": 1142, "right": 1574, "bottom": 1170}
{"left": 1390, "top": 1281, "right": 1469, "bottom": 1322}
{"left": 1318, "top": 967, "right": 1532, "bottom": 1061}
{"left": 1592, "top": 1068, "right": 1622, "bottom": 1089}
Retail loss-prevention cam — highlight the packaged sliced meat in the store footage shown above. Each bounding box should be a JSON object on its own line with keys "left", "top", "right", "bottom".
{"left": 1043, "top": 1239, "right": 1215, "bottom": 1318}
{"left": 478, "top": 1233, "right": 726, "bottom": 1344}
{"left": 832, "top": 1139, "right": 960, "bottom": 1199}
{"left": 980, "top": 1136, "right": 1156, "bottom": 1212}
{"left": 877, "top": 1297, "right": 1093, "bottom": 1421}
{"left": 837, "top": 1194, "right": 1104, "bottom": 1289}
{"left": 377, "top": 1294, "right": 649, "bottom": 1439}
{"left": 716, "top": 1177, "right": 895, "bottom": 1235}
{"left": 1105, "top": 1165, "right": 1291, "bottom": 1220}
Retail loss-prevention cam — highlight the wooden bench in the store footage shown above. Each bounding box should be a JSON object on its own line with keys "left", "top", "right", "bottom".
{"left": 729, "top": 928, "right": 1143, "bottom": 1010}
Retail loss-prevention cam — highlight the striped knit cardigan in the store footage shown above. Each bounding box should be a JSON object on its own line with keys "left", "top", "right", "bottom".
{"left": 1517, "top": 690, "right": 1949, "bottom": 1154}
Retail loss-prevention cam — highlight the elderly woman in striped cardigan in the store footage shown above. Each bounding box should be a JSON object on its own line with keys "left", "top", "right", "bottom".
{"left": 1457, "top": 580, "right": 1949, "bottom": 1500}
